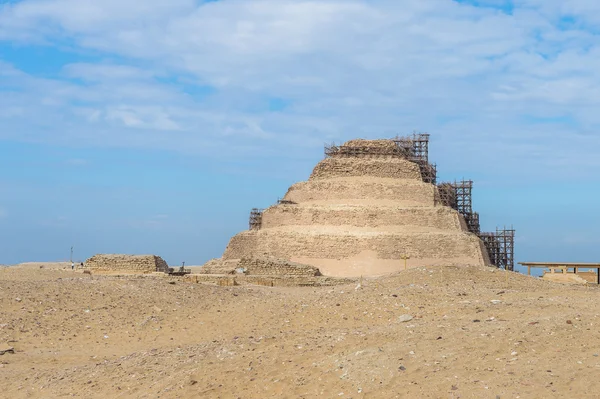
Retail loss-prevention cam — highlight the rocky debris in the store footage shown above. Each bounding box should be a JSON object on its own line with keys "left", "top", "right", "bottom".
{"left": 398, "top": 314, "right": 413, "bottom": 322}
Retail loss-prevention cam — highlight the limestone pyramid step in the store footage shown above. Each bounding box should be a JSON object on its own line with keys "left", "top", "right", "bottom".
{"left": 223, "top": 227, "right": 484, "bottom": 266}
{"left": 261, "top": 204, "right": 465, "bottom": 232}
{"left": 310, "top": 157, "right": 422, "bottom": 180}
{"left": 284, "top": 177, "right": 437, "bottom": 206}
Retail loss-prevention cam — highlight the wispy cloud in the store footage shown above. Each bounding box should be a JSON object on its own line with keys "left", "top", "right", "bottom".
{"left": 1, "top": 0, "right": 600, "bottom": 180}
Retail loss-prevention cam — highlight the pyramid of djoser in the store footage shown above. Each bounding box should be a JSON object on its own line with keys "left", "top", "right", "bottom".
{"left": 203, "top": 138, "right": 490, "bottom": 278}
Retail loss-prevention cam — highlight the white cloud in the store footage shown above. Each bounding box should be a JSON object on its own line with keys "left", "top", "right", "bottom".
{"left": 1, "top": 0, "right": 600, "bottom": 179}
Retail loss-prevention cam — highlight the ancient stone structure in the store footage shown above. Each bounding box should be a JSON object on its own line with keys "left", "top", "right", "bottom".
{"left": 203, "top": 138, "right": 490, "bottom": 278}
{"left": 83, "top": 254, "right": 169, "bottom": 274}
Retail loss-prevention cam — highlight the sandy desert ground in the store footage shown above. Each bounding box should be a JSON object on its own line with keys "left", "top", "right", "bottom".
{"left": 1, "top": 263, "right": 600, "bottom": 398}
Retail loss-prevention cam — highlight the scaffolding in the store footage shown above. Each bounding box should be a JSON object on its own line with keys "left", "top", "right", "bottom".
{"left": 454, "top": 180, "right": 473, "bottom": 214}
{"left": 453, "top": 180, "right": 480, "bottom": 234}
{"left": 480, "top": 227, "right": 515, "bottom": 271}
{"left": 393, "top": 132, "right": 430, "bottom": 163}
{"left": 464, "top": 212, "right": 481, "bottom": 235}
{"left": 249, "top": 208, "right": 264, "bottom": 230}
{"left": 437, "top": 182, "right": 457, "bottom": 209}
{"left": 324, "top": 143, "right": 409, "bottom": 158}
{"left": 393, "top": 133, "right": 436, "bottom": 184}
{"left": 437, "top": 180, "right": 479, "bottom": 233}
{"left": 419, "top": 162, "right": 437, "bottom": 185}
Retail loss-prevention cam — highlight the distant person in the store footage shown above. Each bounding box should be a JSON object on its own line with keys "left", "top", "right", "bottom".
{"left": 71, "top": 262, "right": 74, "bottom": 270}
{"left": 80, "top": 262, "right": 84, "bottom": 269}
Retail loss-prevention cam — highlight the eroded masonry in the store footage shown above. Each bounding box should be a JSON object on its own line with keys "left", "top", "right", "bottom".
{"left": 203, "top": 134, "right": 514, "bottom": 278}
{"left": 83, "top": 254, "right": 170, "bottom": 274}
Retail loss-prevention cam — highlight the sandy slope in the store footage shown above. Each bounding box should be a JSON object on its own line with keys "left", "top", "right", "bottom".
{"left": 1, "top": 265, "right": 600, "bottom": 398}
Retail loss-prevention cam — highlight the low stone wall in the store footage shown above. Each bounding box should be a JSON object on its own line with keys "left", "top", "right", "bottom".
{"left": 310, "top": 158, "right": 422, "bottom": 181}
{"left": 283, "top": 178, "right": 436, "bottom": 206}
{"left": 83, "top": 254, "right": 169, "bottom": 274}
{"left": 261, "top": 204, "right": 463, "bottom": 231}
{"left": 238, "top": 257, "right": 321, "bottom": 276}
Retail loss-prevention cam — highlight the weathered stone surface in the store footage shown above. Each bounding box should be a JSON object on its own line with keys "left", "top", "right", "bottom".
{"left": 238, "top": 257, "right": 321, "bottom": 277}
{"left": 83, "top": 254, "right": 169, "bottom": 274}
{"left": 283, "top": 177, "right": 436, "bottom": 206}
{"left": 310, "top": 158, "right": 422, "bottom": 181}
{"left": 223, "top": 229, "right": 484, "bottom": 263}
{"left": 261, "top": 204, "right": 462, "bottom": 230}
{"left": 197, "top": 259, "right": 239, "bottom": 275}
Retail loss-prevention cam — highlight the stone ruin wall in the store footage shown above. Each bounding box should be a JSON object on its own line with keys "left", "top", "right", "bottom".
{"left": 261, "top": 205, "right": 463, "bottom": 231}
{"left": 223, "top": 230, "right": 485, "bottom": 262}
{"left": 198, "top": 258, "right": 239, "bottom": 275}
{"left": 309, "top": 157, "right": 422, "bottom": 181}
{"left": 237, "top": 257, "right": 321, "bottom": 276}
{"left": 83, "top": 254, "right": 169, "bottom": 274}
{"left": 198, "top": 257, "right": 322, "bottom": 277}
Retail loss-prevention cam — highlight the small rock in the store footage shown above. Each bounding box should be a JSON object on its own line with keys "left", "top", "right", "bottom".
{"left": 0, "top": 345, "right": 14, "bottom": 355}
{"left": 399, "top": 365, "right": 406, "bottom": 371}
{"left": 14, "top": 298, "right": 21, "bottom": 302}
{"left": 473, "top": 319, "right": 481, "bottom": 323}
{"left": 567, "top": 320, "right": 573, "bottom": 324}
{"left": 490, "top": 300, "right": 502, "bottom": 305}
{"left": 398, "top": 315, "right": 413, "bottom": 323}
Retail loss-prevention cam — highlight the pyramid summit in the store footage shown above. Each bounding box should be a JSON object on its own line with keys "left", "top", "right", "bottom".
{"left": 203, "top": 136, "right": 496, "bottom": 278}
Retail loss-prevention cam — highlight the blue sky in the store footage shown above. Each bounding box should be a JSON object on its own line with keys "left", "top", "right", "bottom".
{"left": 1, "top": 0, "right": 600, "bottom": 272}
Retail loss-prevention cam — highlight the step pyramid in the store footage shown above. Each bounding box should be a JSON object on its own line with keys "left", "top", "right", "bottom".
{"left": 205, "top": 139, "right": 490, "bottom": 277}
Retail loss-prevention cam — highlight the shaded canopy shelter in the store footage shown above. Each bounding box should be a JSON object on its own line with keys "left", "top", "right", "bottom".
{"left": 519, "top": 262, "right": 600, "bottom": 284}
